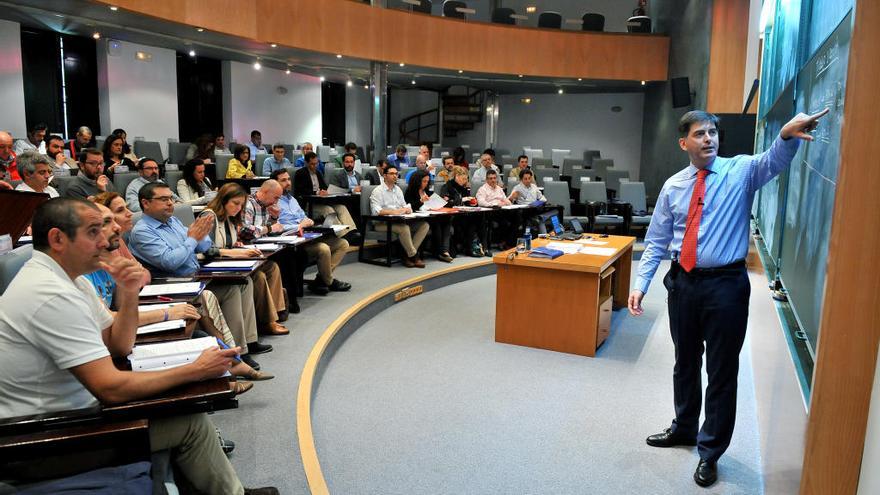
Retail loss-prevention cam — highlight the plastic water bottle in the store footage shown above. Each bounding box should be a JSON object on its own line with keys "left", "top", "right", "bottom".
{"left": 524, "top": 227, "right": 532, "bottom": 251}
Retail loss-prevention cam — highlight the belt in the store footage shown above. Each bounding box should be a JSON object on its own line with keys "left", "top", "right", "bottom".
{"left": 672, "top": 259, "right": 745, "bottom": 276}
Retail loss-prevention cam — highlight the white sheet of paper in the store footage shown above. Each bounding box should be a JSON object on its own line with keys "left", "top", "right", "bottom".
{"left": 136, "top": 319, "right": 187, "bottom": 335}
{"left": 241, "top": 243, "right": 281, "bottom": 251}
{"left": 579, "top": 246, "right": 618, "bottom": 256}
{"left": 259, "top": 235, "right": 305, "bottom": 244}
{"left": 575, "top": 239, "right": 609, "bottom": 246}
{"left": 545, "top": 242, "right": 582, "bottom": 254}
{"left": 501, "top": 204, "right": 530, "bottom": 209}
{"left": 139, "top": 282, "right": 203, "bottom": 297}
{"left": 422, "top": 193, "right": 448, "bottom": 211}
{"left": 202, "top": 260, "right": 259, "bottom": 269}
{"left": 327, "top": 184, "right": 350, "bottom": 195}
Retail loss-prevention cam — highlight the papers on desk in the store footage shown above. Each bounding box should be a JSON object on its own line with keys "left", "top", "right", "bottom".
{"left": 421, "top": 193, "right": 448, "bottom": 211}
{"left": 241, "top": 243, "right": 281, "bottom": 252}
{"left": 543, "top": 241, "right": 617, "bottom": 256}
{"left": 258, "top": 235, "right": 306, "bottom": 245}
{"left": 398, "top": 212, "right": 430, "bottom": 218}
{"left": 138, "top": 302, "right": 184, "bottom": 312}
{"left": 326, "top": 184, "right": 350, "bottom": 195}
{"left": 454, "top": 206, "right": 489, "bottom": 212}
{"left": 202, "top": 260, "right": 259, "bottom": 271}
{"left": 139, "top": 282, "right": 205, "bottom": 298}
{"left": 578, "top": 246, "right": 618, "bottom": 256}
{"left": 136, "top": 319, "right": 186, "bottom": 335}
{"left": 501, "top": 204, "right": 530, "bottom": 209}
{"left": 575, "top": 238, "right": 609, "bottom": 246}
{"left": 545, "top": 242, "right": 583, "bottom": 254}
{"left": 129, "top": 336, "right": 218, "bottom": 371}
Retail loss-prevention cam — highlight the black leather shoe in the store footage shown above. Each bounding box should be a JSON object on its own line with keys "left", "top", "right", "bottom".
{"left": 247, "top": 342, "right": 273, "bottom": 355}
{"left": 646, "top": 428, "right": 697, "bottom": 448}
{"left": 289, "top": 300, "right": 301, "bottom": 314}
{"left": 241, "top": 354, "right": 260, "bottom": 370}
{"left": 244, "top": 488, "right": 280, "bottom": 495}
{"left": 343, "top": 231, "right": 363, "bottom": 246}
{"left": 276, "top": 309, "right": 289, "bottom": 322}
{"left": 308, "top": 280, "right": 330, "bottom": 295}
{"left": 694, "top": 459, "right": 717, "bottom": 487}
{"left": 328, "top": 279, "right": 352, "bottom": 291}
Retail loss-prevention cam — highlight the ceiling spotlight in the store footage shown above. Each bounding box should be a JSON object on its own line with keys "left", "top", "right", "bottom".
{"left": 109, "top": 6, "right": 118, "bottom": 11}
{"left": 285, "top": 67, "right": 291, "bottom": 74}
{"left": 520, "top": 97, "right": 532, "bottom": 104}
{"left": 253, "top": 61, "right": 261, "bottom": 70}
{"left": 320, "top": 76, "right": 325, "bottom": 82}
{"left": 641, "top": 80, "right": 646, "bottom": 85}
{"left": 92, "top": 32, "right": 101, "bottom": 40}
{"left": 337, "top": 54, "right": 343, "bottom": 59}
{"left": 188, "top": 49, "right": 196, "bottom": 57}
{"left": 270, "top": 43, "right": 277, "bottom": 48}
{"left": 411, "top": 80, "right": 416, "bottom": 85}
{"left": 399, "top": 62, "right": 405, "bottom": 67}
{"left": 577, "top": 78, "right": 583, "bottom": 81}
{"left": 526, "top": 6, "right": 537, "bottom": 13}
{"left": 557, "top": 88, "right": 564, "bottom": 94}
{"left": 196, "top": 28, "right": 204, "bottom": 32}
{"left": 347, "top": 80, "right": 353, "bottom": 87}
{"left": 364, "top": 84, "right": 369, "bottom": 89}
{"left": 458, "top": 70, "right": 463, "bottom": 74}
{"left": 518, "top": 74, "right": 523, "bottom": 78}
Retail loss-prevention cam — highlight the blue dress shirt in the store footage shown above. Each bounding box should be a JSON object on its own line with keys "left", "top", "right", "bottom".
{"left": 246, "top": 142, "right": 266, "bottom": 160}
{"left": 278, "top": 192, "right": 307, "bottom": 231}
{"left": 294, "top": 157, "right": 325, "bottom": 175}
{"left": 387, "top": 153, "right": 412, "bottom": 168}
{"left": 262, "top": 156, "right": 291, "bottom": 176}
{"left": 128, "top": 215, "right": 213, "bottom": 276}
{"left": 636, "top": 136, "right": 799, "bottom": 294}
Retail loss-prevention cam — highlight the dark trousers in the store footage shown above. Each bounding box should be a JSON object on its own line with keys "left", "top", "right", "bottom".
{"left": 664, "top": 261, "right": 750, "bottom": 463}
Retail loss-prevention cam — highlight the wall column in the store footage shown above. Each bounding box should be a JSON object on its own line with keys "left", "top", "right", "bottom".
{"left": 370, "top": 61, "right": 387, "bottom": 163}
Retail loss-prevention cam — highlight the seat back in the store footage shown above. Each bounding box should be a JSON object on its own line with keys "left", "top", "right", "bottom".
{"left": 253, "top": 153, "right": 268, "bottom": 174}
{"left": 316, "top": 146, "right": 332, "bottom": 163}
{"left": 361, "top": 184, "right": 377, "bottom": 216}
{"left": 550, "top": 148, "right": 570, "bottom": 168}
{"left": 538, "top": 11, "right": 562, "bottom": 29}
{"left": 570, "top": 169, "right": 592, "bottom": 189}
{"left": 173, "top": 204, "right": 195, "bottom": 226}
{"left": 605, "top": 169, "right": 630, "bottom": 193}
{"left": 562, "top": 158, "right": 582, "bottom": 177}
{"left": 532, "top": 157, "right": 553, "bottom": 169}
{"left": 412, "top": 0, "right": 431, "bottom": 14}
{"left": 443, "top": 0, "right": 466, "bottom": 18}
{"left": 523, "top": 148, "right": 543, "bottom": 161}
{"left": 592, "top": 158, "right": 614, "bottom": 181}
{"left": 113, "top": 172, "right": 140, "bottom": 195}
{"left": 583, "top": 149, "right": 601, "bottom": 167}
{"left": 165, "top": 170, "right": 183, "bottom": 195}
{"left": 542, "top": 181, "right": 571, "bottom": 216}
{"left": 533, "top": 168, "right": 560, "bottom": 184}
{"left": 582, "top": 13, "right": 605, "bottom": 31}
{"left": 492, "top": 7, "right": 515, "bottom": 24}
{"left": 133, "top": 141, "right": 164, "bottom": 163}
{"left": 580, "top": 181, "right": 607, "bottom": 204}
{"left": 0, "top": 244, "right": 33, "bottom": 295}
{"left": 168, "top": 142, "right": 190, "bottom": 165}
{"left": 626, "top": 16, "right": 652, "bottom": 33}
{"left": 51, "top": 176, "right": 76, "bottom": 196}
{"left": 619, "top": 181, "right": 647, "bottom": 212}
{"left": 214, "top": 154, "right": 233, "bottom": 181}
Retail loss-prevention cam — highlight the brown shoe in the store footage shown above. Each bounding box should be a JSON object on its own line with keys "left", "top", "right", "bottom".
{"left": 403, "top": 256, "right": 416, "bottom": 268}
{"left": 240, "top": 369, "right": 275, "bottom": 381}
{"left": 231, "top": 381, "right": 254, "bottom": 396}
{"left": 413, "top": 257, "right": 426, "bottom": 268}
{"left": 261, "top": 322, "right": 289, "bottom": 335}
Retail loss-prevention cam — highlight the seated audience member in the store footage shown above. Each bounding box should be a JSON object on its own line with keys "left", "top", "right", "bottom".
{"left": 15, "top": 151, "right": 59, "bottom": 198}
{"left": 13, "top": 122, "right": 47, "bottom": 155}
{"left": 214, "top": 133, "right": 229, "bottom": 154}
{"left": 178, "top": 158, "right": 215, "bottom": 205}
{"left": 440, "top": 166, "right": 487, "bottom": 257}
{"left": 227, "top": 144, "right": 256, "bottom": 179}
{"left": 477, "top": 169, "right": 514, "bottom": 250}
{"left": 509, "top": 155, "right": 530, "bottom": 180}
{"left": 65, "top": 148, "right": 115, "bottom": 199}
{"left": 0, "top": 198, "right": 278, "bottom": 495}
{"left": 110, "top": 128, "right": 140, "bottom": 163}
{"left": 102, "top": 133, "right": 135, "bottom": 180}
{"left": 329, "top": 153, "right": 362, "bottom": 192}
{"left": 366, "top": 158, "right": 388, "bottom": 185}
{"left": 128, "top": 182, "right": 271, "bottom": 369}
{"left": 293, "top": 151, "right": 360, "bottom": 242}
{"left": 186, "top": 133, "right": 216, "bottom": 164}
{"left": 294, "top": 142, "right": 325, "bottom": 175}
{"left": 45, "top": 134, "right": 79, "bottom": 170}
{"left": 67, "top": 126, "right": 93, "bottom": 157}
{"left": 0, "top": 131, "right": 20, "bottom": 180}
{"left": 436, "top": 156, "right": 456, "bottom": 182}
{"left": 405, "top": 154, "right": 435, "bottom": 182}
{"left": 452, "top": 146, "right": 469, "bottom": 168}
{"left": 419, "top": 144, "right": 432, "bottom": 162}
{"left": 386, "top": 144, "right": 412, "bottom": 168}
{"left": 509, "top": 168, "right": 551, "bottom": 234}
{"left": 369, "top": 164, "right": 428, "bottom": 268}
{"left": 246, "top": 130, "right": 267, "bottom": 158}
{"left": 405, "top": 169, "right": 452, "bottom": 263}
{"left": 333, "top": 142, "right": 358, "bottom": 167}
{"left": 272, "top": 169, "right": 351, "bottom": 294}
{"left": 472, "top": 153, "right": 501, "bottom": 184}
{"left": 202, "top": 183, "right": 289, "bottom": 335}
{"left": 126, "top": 157, "right": 181, "bottom": 211}
{"left": 262, "top": 143, "right": 291, "bottom": 176}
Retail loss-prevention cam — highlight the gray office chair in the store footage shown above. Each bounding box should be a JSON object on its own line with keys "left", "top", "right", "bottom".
{"left": 51, "top": 176, "right": 76, "bottom": 196}
{"left": 133, "top": 141, "right": 164, "bottom": 163}
{"left": 0, "top": 244, "right": 33, "bottom": 295}
{"left": 543, "top": 181, "right": 586, "bottom": 226}
{"left": 358, "top": 184, "right": 402, "bottom": 266}
{"left": 570, "top": 169, "right": 593, "bottom": 190}
{"left": 619, "top": 181, "right": 652, "bottom": 232}
{"left": 562, "top": 158, "right": 583, "bottom": 177}
{"left": 605, "top": 169, "right": 630, "bottom": 196}
{"left": 533, "top": 168, "right": 561, "bottom": 184}
{"left": 168, "top": 142, "right": 190, "bottom": 165}
{"left": 165, "top": 170, "right": 183, "bottom": 195}
{"left": 592, "top": 158, "right": 614, "bottom": 182}
{"left": 583, "top": 150, "right": 601, "bottom": 167}
{"left": 113, "top": 172, "right": 140, "bottom": 196}
{"left": 214, "top": 154, "right": 233, "bottom": 181}
{"left": 253, "top": 153, "right": 268, "bottom": 174}
{"left": 580, "top": 181, "right": 623, "bottom": 232}
{"left": 532, "top": 157, "right": 554, "bottom": 169}
{"left": 173, "top": 204, "right": 195, "bottom": 227}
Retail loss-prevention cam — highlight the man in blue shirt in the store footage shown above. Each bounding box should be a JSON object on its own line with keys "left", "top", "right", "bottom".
{"left": 262, "top": 143, "right": 292, "bottom": 176}
{"left": 246, "top": 129, "right": 267, "bottom": 159}
{"left": 630, "top": 108, "right": 828, "bottom": 487}
{"left": 270, "top": 168, "right": 351, "bottom": 294}
{"left": 128, "top": 182, "right": 272, "bottom": 368}
{"left": 294, "top": 142, "right": 324, "bottom": 175}
{"left": 386, "top": 144, "right": 412, "bottom": 168}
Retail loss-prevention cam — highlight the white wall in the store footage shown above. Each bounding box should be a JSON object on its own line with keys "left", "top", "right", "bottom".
{"left": 859, "top": 343, "right": 880, "bottom": 494}
{"left": 345, "top": 85, "right": 372, "bottom": 149}
{"left": 222, "top": 61, "right": 321, "bottom": 148}
{"left": 0, "top": 20, "right": 27, "bottom": 138}
{"left": 498, "top": 93, "right": 645, "bottom": 179}
{"left": 96, "top": 39, "right": 178, "bottom": 157}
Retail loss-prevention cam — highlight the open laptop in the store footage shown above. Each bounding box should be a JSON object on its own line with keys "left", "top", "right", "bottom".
{"left": 549, "top": 215, "right": 584, "bottom": 241}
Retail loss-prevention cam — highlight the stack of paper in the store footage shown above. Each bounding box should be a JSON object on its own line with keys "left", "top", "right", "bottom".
{"left": 201, "top": 260, "right": 259, "bottom": 271}
{"left": 136, "top": 319, "right": 187, "bottom": 335}
{"left": 545, "top": 242, "right": 582, "bottom": 254}
{"left": 258, "top": 235, "right": 305, "bottom": 245}
{"left": 128, "top": 336, "right": 219, "bottom": 371}
{"left": 139, "top": 282, "right": 205, "bottom": 298}
{"left": 579, "top": 246, "right": 618, "bottom": 256}
{"left": 241, "top": 243, "right": 281, "bottom": 252}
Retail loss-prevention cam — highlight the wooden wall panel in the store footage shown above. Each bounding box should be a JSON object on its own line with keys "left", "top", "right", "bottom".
{"left": 707, "top": 0, "right": 751, "bottom": 113}
{"left": 800, "top": 2, "right": 880, "bottom": 493}
{"left": 100, "top": 0, "right": 668, "bottom": 81}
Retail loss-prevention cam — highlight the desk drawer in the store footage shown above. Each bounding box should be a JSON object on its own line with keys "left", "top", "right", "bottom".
{"left": 597, "top": 296, "right": 613, "bottom": 348}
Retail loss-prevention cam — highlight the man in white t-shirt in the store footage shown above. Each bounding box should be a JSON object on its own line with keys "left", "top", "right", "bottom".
{"left": 14, "top": 151, "right": 59, "bottom": 198}
{"left": 0, "top": 198, "right": 278, "bottom": 495}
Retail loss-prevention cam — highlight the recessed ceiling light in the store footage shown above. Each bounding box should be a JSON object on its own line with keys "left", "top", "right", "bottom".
{"left": 518, "top": 74, "right": 523, "bottom": 78}
{"left": 196, "top": 28, "right": 204, "bottom": 32}
{"left": 558, "top": 88, "right": 564, "bottom": 94}
{"left": 285, "top": 68, "right": 291, "bottom": 74}
{"left": 399, "top": 62, "right": 405, "bottom": 67}
{"left": 411, "top": 80, "right": 416, "bottom": 85}
{"left": 520, "top": 97, "right": 532, "bottom": 104}
{"left": 641, "top": 80, "right": 646, "bottom": 85}
{"left": 320, "top": 76, "right": 325, "bottom": 82}
{"left": 577, "top": 78, "right": 582, "bottom": 81}
{"left": 270, "top": 43, "right": 277, "bottom": 48}
{"left": 458, "top": 70, "right": 463, "bottom": 74}
{"left": 526, "top": 6, "right": 537, "bottom": 13}
{"left": 337, "top": 54, "right": 343, "bottom": 59}
{"left": 364, "top": 84, "right": 369, "bottom": 89}
{"left": 188, "top": 49, "right": 196, "bottom": 57}
{"left": 347, "top": 80, "right": 353, "bottom": 87}
{"left": 109, "top": 6, "right": 118, "bottom": 11}
{"left": 253, "top": 61, "right": 261, "bottom": 70}
{"left": 92, "top": 32, "right": 101, "bottom": 40}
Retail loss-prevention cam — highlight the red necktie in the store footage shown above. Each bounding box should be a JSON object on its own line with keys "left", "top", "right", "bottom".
{"left": 679, "top": 169, "right": 709, "bottom": 272}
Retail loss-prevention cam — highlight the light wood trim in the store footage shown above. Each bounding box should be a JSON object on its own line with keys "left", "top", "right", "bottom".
{"left": 296, "top": 259, "right": 492, "bottom": 494}
{"left": 800, "top": 4, "right": 880, "bottom": 494}
{"left": 706, "top": 0, "right": 751, "bottom": 113}
{"left": 99, "top": 0, "right": 668, "bottom": 81}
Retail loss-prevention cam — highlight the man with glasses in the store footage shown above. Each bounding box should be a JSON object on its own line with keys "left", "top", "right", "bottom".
{"left": 369, "top": 165, "right": 428, "bottom": 268}
{"left": 125, "top": 157, "right": 181, "bottom": 211}
{"left": 64, "top": 148, "right": 115, "bottom": 199}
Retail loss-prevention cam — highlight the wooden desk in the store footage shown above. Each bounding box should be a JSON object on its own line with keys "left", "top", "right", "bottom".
{"left": 492, "top": 235, "right": 635, "bottom": 357}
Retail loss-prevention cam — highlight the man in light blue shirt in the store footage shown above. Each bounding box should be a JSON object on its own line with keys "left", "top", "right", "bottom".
{"left": 386, "top": 144, "right": 412, "bottom": 168}
{"left": 262, "top": 143, "right": 291, "bottom": 176}
{"left": 245, "top": 129, "right": 267, "bottom": 159}
{"left": 631, "top": 109, "right": 828, "bottom": 488}
{"left": 294, "top": 142, "right": 324, "bottom": 175}
{"left": 125, "top": 158, "right": 181, "bottom": 211}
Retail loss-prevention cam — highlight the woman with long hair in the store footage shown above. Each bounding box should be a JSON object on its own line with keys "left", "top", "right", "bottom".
{"left": 110, "top": 128, "right": 139, "bottom": 162}
{"left": 102, "top": 133, "right": 135, "bottom": 180}
{"left": 177, "top": 158, "right": 215, "bottom": 205}
{"left": 226, "top": 144, "right": 255, "bottom": 179}
{"left": 203, "top": 183, "right": 289, "bottom": 335}
{"left": 405, "top": 169, "right": 453, "bottom": 262}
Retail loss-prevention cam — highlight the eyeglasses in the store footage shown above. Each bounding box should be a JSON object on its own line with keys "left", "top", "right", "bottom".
{"left": 84, "top": 160, "right": 103, "bottom": 167}
{"left": 149, "top": 196, "right": 174, "bottom": 203}
{"left": 142, "top": 166, "right": 159, "bottom": 171}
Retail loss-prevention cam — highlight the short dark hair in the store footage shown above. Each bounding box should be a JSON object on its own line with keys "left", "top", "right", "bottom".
{"left": 273, "top": 143, "right": 285, "bottom": 151}
{"left": 442, "top": 156, "right": 455, "bottom": 165}
{"left": 678, "top": 110, "right": 720, "bottom": 138}
{"left": 344, "top": 142, "right": 357, "bottom": 151}
{"left": 342, "top": 152, "right": 356, "bottom": 162}
{"left": 233, "top": 144, "right": 249, "bottom": 161}
{"left": 385, "top": 164, "right": 398, "bottom": 175}
{"left": 30, "top": 122, "right": 48, "bottom": 133}
{"left": 304, "top": 151, "right": 317, "bottom": 163}
{"left": 32, "top": 198, "right": 98, "bottom": 252}
{"left": 250, "top": 130, "right": 261, "bottom": 138}
{"left": 269, "top": 168, "right": 289, "bottom": 181}
{"left": 519, "top": 169, "right": 533, "bottom": 180}
{"left": 46, "top": 134, "right": 64, "bottom": 146}
{"left": 376, "top": 158, "right": 389, "bottom": 169}
{"left": 482, "top": 148, "right": 496, "bottom": 157}
{"left": 78, "top": 147, "right": 102, "bottom": 164}
{"left": 136, "top": 157, "right": 158, "bottom": 170}
{"left": 517, "top": 155, "right": 528, "bottom": 162}
{"left": 395, "top": 144, "right": 407, "bottom": 153}
{"left": 486, "top": 169, "right": 498, "bottom": 179}
{"left": 138, "top": 181, "right": 171, "bottom": 208}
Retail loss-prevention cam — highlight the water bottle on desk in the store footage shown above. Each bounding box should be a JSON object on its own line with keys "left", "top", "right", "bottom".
{"left": 524, "top": 227, "right": 532, "bottom": 251}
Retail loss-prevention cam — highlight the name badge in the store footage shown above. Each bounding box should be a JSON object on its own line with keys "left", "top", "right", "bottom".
{"left": 115, "top": 165, "right": 129, "bottom": 173}
{"left": 54, "top": 168, "right": 71, "bottom": 177}
{"left": 165, "top": 164, "right": 179, "bottom": 171}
